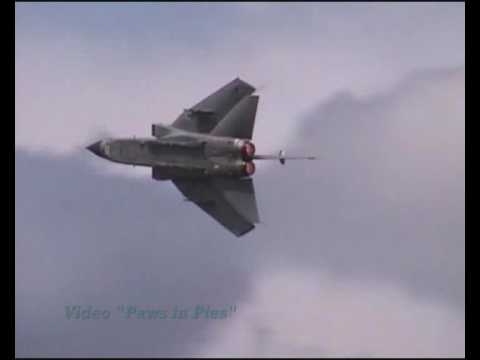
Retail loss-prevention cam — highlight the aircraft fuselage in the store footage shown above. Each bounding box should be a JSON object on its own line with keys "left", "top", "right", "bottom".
{"left": 87, "top": 132, "right": 256, "bottom": 180}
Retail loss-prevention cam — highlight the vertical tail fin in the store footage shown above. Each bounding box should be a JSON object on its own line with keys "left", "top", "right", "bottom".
{"left": 210, "top": 95, "right": 259, "bottom": 140}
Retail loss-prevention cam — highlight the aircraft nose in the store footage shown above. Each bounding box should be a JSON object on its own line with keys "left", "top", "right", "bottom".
{"left": 86, "top": 141, "right": 104, "bottom": 157}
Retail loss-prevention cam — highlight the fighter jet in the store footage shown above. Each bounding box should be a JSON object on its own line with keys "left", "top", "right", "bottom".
{"left": 86, "top": 78, "right": 315, "bottom": 237}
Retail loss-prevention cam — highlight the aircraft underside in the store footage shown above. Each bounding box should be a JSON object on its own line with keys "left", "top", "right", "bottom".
{"left": 86, "top": 78, "right": 314, "bottom": 236}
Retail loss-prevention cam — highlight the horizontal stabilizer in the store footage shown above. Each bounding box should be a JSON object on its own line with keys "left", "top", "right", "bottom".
{"left": 213, "top": 177, "right": 259, "bottom": 224}
{"left": 172, "top": 177, "right": 259, "bottom": 237}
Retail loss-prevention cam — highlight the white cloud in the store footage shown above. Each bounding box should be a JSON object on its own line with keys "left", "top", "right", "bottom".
{"left": 198, "top": 267, "right": 464, "bottom": 357}
{"left": 14, "top": 65, "right": 465, "bottom": 357}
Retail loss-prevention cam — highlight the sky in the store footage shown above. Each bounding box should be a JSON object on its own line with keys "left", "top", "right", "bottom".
{"left": 15, "top": 2, "right": 464, "bottom": 357}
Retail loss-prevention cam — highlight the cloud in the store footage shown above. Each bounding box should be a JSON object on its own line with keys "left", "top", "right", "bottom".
{"left": 15, "top": 3, "right": 464, "bottom": 160}
{"left": 15, "top": 66, "right": 465, "bottom": 357}
{"left": 199, "top": 63, "right": 467, "bottom": 356}
{"left": 15, "top": 150, "right": 255, "bottom": 356}
{"left": 15, "top": 3, "right": 464, "bottom": 357}
{"left": 252, "top": 67, "right": 464, "bottom": 310}
{"left": 199, "top": 267, "right": 464, "bottom": 357}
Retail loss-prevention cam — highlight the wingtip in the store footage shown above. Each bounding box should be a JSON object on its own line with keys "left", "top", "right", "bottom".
{"left": 232, "top": 77, "right": 256, "bottom": 92}
{"left": 234, "top": 224, "right": 255, "bottom": 237}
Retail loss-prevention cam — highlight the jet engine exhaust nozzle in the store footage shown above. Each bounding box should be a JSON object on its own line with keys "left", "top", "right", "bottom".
{"left": 241, "top": 141, "right": 256, "bottom": 161}
{"left": 244, "top": 161, "right": 256, "bottom": 176}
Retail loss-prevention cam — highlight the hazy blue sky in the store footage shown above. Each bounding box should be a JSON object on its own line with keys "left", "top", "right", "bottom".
{"left": 16, "top": 2, "right": 464, "bottom": 157}
{"left": 16, "top": 3, "right": 464, "bottom": 357}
